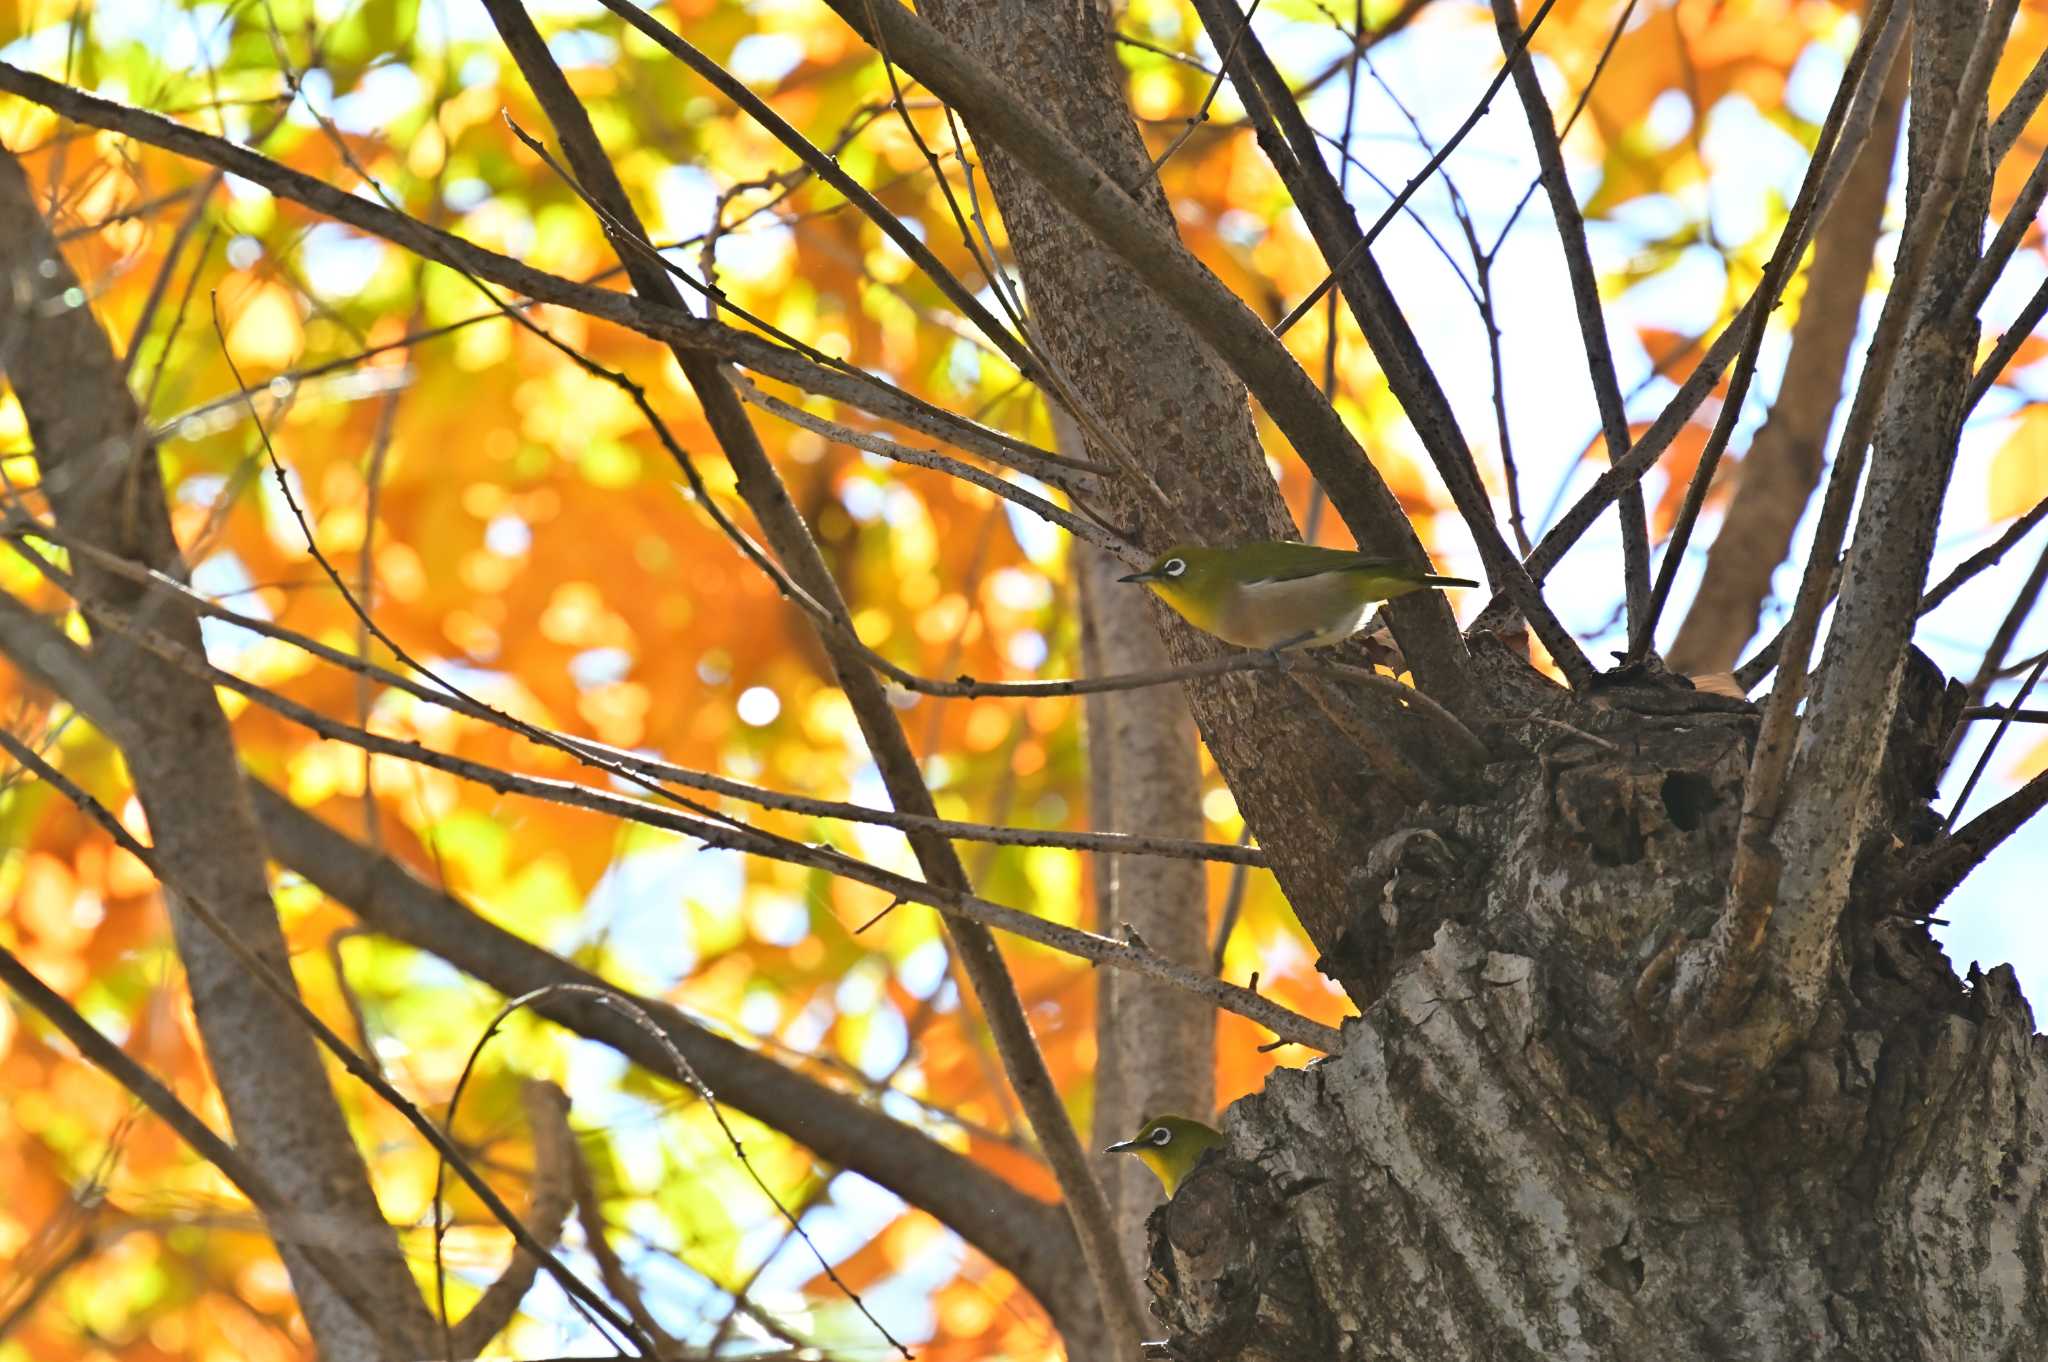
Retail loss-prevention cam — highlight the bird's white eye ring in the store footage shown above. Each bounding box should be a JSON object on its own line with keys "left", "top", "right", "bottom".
{"left": 1150, "top": 1126, "right": 1173, "bottom": 1146}
{"left": 1163, "top": 558, "right": 1186, "bottom": 577}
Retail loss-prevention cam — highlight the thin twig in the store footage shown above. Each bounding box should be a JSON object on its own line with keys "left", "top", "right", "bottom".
{"left": 1494, "top": 9, "right": 1910, "bottom": 612}
{"left": 1631, "top": 0, "right": 1903, "bottom": 658}
{"left": 0, "top": 937, "right": 396, "bottom": 1340}
{"left": 1271, "top": 0, "right": 1561, "bottom": 337}
{"left": 1942, "top": 548, "right": 2048, "bottom": 826}
{"left": 1187, "top": 0, "right": 1592, "bottom": 690}
{"left": 725, "top": 367, "right": 1117, "bottom": 548}
{"left": 1735, "top": 492, "right": 2048, "bottom": 691}
{"left": 88, "top": 591, "right": 1338, "bottom": 1048}
{"left": 1901, "top": 767, "right": 2048, "bottom": 912}
{"left": 1957, "top": 143, "right": 2048, "bottom": 323}
{"left": 0, "top": 62, "right": 1082, "bottom": 487}
{"left": 1135, "top": 0, "right": 1266, "bottom": 186}
{"left": 1486, "top": 0, "right": 1649, "bottom": 636}
{"left": 1965, "top": 273, "right": 2048, "bottom": 416}
{"left": 1988, "top": 43, "right": 2048, "bottom": 165}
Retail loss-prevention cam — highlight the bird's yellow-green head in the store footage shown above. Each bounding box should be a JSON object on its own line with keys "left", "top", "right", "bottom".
{"left": 1116, "top": 544, "right": 1243, "bottom": 633}
{"left": 1105, "top": 1114, "right": 1224, "bottom": 1196}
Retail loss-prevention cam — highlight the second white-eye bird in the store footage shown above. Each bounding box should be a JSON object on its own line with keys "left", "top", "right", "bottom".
{"left": 1119, "top": 541, "right": 1477, "bottom": 651}
{"left": 1105, "top": 1114, "right": 1225, "bottom": 1196}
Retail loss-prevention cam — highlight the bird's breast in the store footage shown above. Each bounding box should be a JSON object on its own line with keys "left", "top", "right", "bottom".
{"left": 1215, "top": 574, "right": 1373, "bottom": 649}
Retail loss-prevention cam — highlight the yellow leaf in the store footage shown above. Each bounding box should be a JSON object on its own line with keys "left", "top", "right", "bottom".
{"left": 1990, "top": 405, "right": 2048, "bottom": 520}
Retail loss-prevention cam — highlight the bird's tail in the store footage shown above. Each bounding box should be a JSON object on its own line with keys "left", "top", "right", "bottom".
{"left": 1423, "top": 574, "right": 1480, "bottom": 589}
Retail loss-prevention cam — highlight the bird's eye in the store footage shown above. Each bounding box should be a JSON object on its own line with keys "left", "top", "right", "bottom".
{"left": 1150, "top": 1126, "right": 1173, "bottom": 1146}
{"left": 1163, "top": 558, "right": 1186, "bottom": 578}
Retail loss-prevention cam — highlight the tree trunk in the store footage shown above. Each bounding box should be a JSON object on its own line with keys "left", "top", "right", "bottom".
{"left": 1142, "top": 667, "right": 2048, "bottom": 1359}
{"left": 868, "top": 5, "right": 2048, "bottom": 1356}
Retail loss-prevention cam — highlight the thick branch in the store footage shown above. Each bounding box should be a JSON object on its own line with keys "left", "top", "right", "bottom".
{"left": 251, "top": 778, "right": 1109, "bottom": 1342}
{"left": 1687, "top": 0, "right": 2008, "bottom": 1069}
{"left": 0, "top": 581, "right": 1113, "bottom": 1347}
{"left": 0, "top": 937, "right": 392, "bottom": 1340}
{"left": 0, "top": 142, "right": 432, "bottom": 1357}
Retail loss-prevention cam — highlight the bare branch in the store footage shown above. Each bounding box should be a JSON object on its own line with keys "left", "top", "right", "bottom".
{"left": 242, "top": 775, "right": 1107, "bottom": 1341}
{"left": 1967, "top": 273, "right": 2048, "bottom": 414}
{"left": 48, "top": 565, "right": 1336, "bottom": 1048}
{"left": 0, "top": 139, "right": 432, "bottom": 1357}
{"left": 724, "top": 367, "right": 1118, "bottom": 549}
{"left": 1941, "top": 537, "right": 2048, "bottom": 773}
{"left": 586, "top": 0, "right": 1039, "bottom": 385}
{"left": 0, "top": 930, "right": 389, "bottom": 1340}
{"left": 1901, "top": 768, "right": 2048, "bottom": 914}
{"left": 1941, "top": 554, "right": 2048, "bottom": 827}
{"left": 1668, "top": 43, "right": 1908, "bottom": 674}
{"left": 1269, "top": 0, "right": 1562, "bottom": 337}
{"left": 1482, "top": 7, "right": 1911, "bottom": 618}
{"left": 473, "top": 10, "right": 1144, "bottom": 1344}
{"left": 1734, "top": 492, "right": 2048, "bottom": 691}
{"left": 1633, "top": 0, "right": 1905, "bottom": 658}
{"left": 563, "top": 1140, "right": 683, "bottom": 1358}
{"left": 1691, "top": 0, "right": 2016, "bottom": 1065}
{"left": 1959, "top": 143, "right": 2048, "bottom": 321}
{"left": 0, "top": 62, "right": 1076, "bottom": 489}
{"left": 0, "top": 719, "right": 659, "bottom": 1356}
{"left": 1486, "top": 0, "right": 1650, "bottom": 636}
{"left": 1988, "top": 43, "right": 2048, "bottom": 164}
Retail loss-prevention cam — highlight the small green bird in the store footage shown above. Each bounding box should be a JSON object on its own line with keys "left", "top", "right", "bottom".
{"left": 1119, "top": 541, "right": 1478, "bottom": 651}
{"left": 1105, "top": 1114, "right": 1224, "bottom": 1196}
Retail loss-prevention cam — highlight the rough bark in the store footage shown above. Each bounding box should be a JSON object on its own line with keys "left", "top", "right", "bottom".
{"left": 907, "top": 0, "right": 1457, "bottom": 983}
{"left": 1135, "top": 665, "right": 2048, "bottom": 1359}
{"left": 1752, "top": 0, "right": 1993, "bottom": 1028}
{"left": 1079, "top": 538, "right": 1215, "bottom": 1279}
{"left": 0, "top": 149, "right": 432, "bottom": 1357}
{"left": 1667, "top": 48, "right": 1909, "bottom": 676}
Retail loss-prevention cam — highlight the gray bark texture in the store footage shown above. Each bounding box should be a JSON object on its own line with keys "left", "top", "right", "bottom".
{"left": 0, "top": 149, "right": 433, "bottom": 1358}
{"left": 1139, "top": 668, "right": 2048, "bottom": 1359}
{"left": 1753, "top": 0, "right": 1993, "bottom": 1027}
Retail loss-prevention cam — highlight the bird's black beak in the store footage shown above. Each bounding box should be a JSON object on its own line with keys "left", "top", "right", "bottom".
{"left": 1117, "top": 568, "right": 1154, "bottom": 584}
{"left": 1104, "top": 1138, "right": 1142, "bottom": 1153}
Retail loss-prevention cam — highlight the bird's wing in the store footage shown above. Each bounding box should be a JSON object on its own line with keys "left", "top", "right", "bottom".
{"left": 1240, "top": 543, "right": 1406, "bottom": 584}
